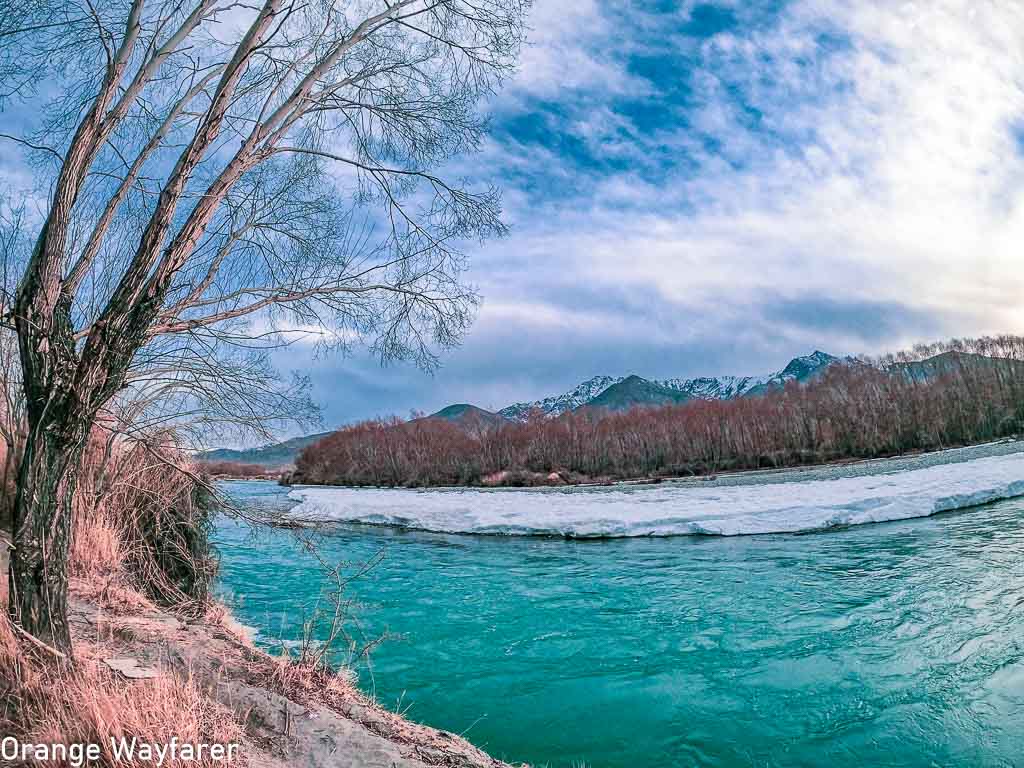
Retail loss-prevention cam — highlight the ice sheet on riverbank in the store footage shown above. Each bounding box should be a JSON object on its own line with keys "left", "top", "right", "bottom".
{"left": 284, "top": 450, "right": 1024, "bottom": 537}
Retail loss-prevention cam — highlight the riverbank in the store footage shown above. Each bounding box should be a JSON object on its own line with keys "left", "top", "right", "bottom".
{"left": 293, "top": 346, "right": 1024, "bottom": 490}
{"left": 294, "top": 437, "right": 1024, "bottom": 492}
{"left": 281, "top": 439, "right": 1024, "bottom": 537}
{"left": 0, "top": 531, "right": 519, "bottom": 768}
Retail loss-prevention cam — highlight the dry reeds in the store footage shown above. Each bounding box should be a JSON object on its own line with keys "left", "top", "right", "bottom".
{"left": 0, "top": 424, "right": 241, "bottom": 765}
{"left": 0, "top": 613, "right": 242, "bottom": 766}
{"left": 70, "top": 425, "right": 218, "bottom": 616}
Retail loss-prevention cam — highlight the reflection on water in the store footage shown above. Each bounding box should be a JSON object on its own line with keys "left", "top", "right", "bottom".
{"left": 215, "top": 480, "right": 1024, "bottom": 768}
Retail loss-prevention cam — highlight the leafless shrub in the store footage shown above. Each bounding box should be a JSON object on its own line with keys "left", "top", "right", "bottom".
{"left": 258, "top": 532, "right": 388, "bottom": 699}
{"left": 70, "top": 425, "right": 219, "bottom": 615}
{"left": 199, "top": 460, "right": 272, "bottom": 478}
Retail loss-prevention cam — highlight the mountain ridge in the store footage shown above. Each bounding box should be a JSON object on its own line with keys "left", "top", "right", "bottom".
{"left": 198, "top": 431, "right": 334, "bottom": 467}
{"left": 199, "top": 351, "right": 843, "bottom": 466}
{"left": 497, "top": 374, "right": 625, "bottom": 421}
{"left": 499, "top": 350, "right": 841, "bottom": 420}
{"left": 419, "top": 403, "right": 507, "bottom": 429}
{"left": 582, "top": 375, "right": 691, "bottom": 412}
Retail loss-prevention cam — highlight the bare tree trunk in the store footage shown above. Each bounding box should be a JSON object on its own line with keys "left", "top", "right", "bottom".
{"left": 0, "top": 437, "right": 19, "bottom": 531}
{"left": 8, "top": 400, "right": 89, "bottom": 654}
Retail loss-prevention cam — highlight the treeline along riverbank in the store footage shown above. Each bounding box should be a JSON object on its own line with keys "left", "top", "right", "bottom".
{"left": 291, "top": 336, "right": 1024, "bottom": 488}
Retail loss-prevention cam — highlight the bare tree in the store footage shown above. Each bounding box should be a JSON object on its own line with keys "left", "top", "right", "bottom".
{"left": 0, "top": 0, "right": 528, "bottom": 653}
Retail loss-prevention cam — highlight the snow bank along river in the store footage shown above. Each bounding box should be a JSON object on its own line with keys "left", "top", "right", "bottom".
{"left": 284, "top": 442, "right": 1024, "bottom": 536}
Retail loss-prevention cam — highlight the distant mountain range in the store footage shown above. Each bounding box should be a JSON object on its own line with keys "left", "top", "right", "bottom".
{"left": 199, "top": 431, "right": 334, "bottom": 467}
{"left": 497, "top": 350, "right": 840, "bottom": 419}
{"left": 200, "top": 351, "right": 841, "bottom": 467}
{"left": 424, "top": 403, "right": 508, "bottom": 428}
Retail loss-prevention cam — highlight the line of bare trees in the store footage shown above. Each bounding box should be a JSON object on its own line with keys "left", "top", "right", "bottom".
{"left": 295, "top": 336, "right": 1024, "bottom": 487}
{"left": 200, "top": 459, "right": 276, "bottom": 478}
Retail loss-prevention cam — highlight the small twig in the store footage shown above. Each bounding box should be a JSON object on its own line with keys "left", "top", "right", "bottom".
{"left": 0, "top": 133, "right": 63, "bottom": 161}
{"left": 458, "top": 715, "right": 485, "bottom": 738}
{"left": 8, "top": 619, "right": 68, "bottom": 661}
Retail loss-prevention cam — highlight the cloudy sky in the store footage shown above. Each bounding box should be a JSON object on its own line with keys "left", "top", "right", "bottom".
{"left": 6, "top": 0, "right": 1024, "bottom": 432}
{"left": 286, "top": 0, "right": 1024, "bottom": 427}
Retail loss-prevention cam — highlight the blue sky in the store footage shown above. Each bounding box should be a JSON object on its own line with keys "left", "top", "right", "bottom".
{"left": 280, "top": 0, "right": 1024, "bottom": 428}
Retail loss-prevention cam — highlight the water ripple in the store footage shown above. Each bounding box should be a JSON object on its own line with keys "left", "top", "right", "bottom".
{"left": 216, "top": 481, "right": 1024, "bottom": 768}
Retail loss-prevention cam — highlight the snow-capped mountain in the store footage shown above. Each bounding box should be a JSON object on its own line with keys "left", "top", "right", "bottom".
{"left": 498, "top": 374, "right": 625, "bottom": 421}
{"left": 497, "top": 352, "right": 840, "bottom": 421}
{"left": 655, "top": 374, "right": 769, "bottom": 400}
{"left": 742, "top": 351, "right": 839, "bottom": 397}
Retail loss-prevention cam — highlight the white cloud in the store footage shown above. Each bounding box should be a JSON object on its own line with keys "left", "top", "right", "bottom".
{"left": 475, "top": 0, "right": 1024, "bottom": 364}
{"left": 511, "top": 0, "right": 655, "bottom": 99}
{"left": 269, "top": 0, "right": 1024, "bottom": 421}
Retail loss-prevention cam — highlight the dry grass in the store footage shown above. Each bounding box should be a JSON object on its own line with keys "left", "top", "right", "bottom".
{"left": 71, "top": 509, "right": 125, "bottom": 580}
{"left": 67, "top": 425, "right": 217, "bottom": 616}
{"left": 0, "top": 425, "right": 241, "bottom": 766}
{"left": 203, "top": 601, "right": 258, "bottom": 649}
{"left": 0, "top": 611, "right": 243, "bottom": 767}
{"left": 255, "top": 650, "right": 359, "bottom": 706}
{"left": 69, "top": 574, "right": 157, "bottom": 615}
{"left": 1, "top": 540, "right": 8, "bottom": 610}
{"left": 68, "top": 503, "right": 161, "bottom": 615}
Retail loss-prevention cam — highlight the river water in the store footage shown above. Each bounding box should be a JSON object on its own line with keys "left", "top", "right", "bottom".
{"left": 215, "top": 479, "right": 1024, "bottom": 767}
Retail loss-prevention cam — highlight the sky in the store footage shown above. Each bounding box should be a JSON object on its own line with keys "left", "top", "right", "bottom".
{"left": 283, "top": 0, "right": 1024, "bottom": 427}
{"left": 6, "top": 0, "right": 1024, "bottom": 433}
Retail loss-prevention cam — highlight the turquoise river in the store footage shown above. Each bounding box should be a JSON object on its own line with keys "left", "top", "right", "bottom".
{"left": 215, "top": 480, "right": 1024, "bottom": 768}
